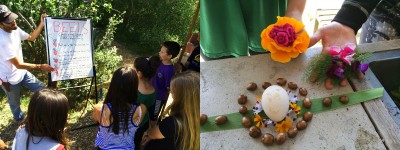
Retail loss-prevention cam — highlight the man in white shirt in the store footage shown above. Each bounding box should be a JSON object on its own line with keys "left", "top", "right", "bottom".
{"left": 0, "top": 5, "right": 54, "bottom": 122}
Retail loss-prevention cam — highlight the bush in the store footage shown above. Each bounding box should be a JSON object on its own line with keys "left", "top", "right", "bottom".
{"left": 112, "top": 0, "right": 198, "bottom": 55}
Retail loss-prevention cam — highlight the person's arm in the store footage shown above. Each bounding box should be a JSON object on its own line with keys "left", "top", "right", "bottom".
{"left": 285, "top": 0, "right": 307, "bottom": 21}
{"left": 8, "top": 57, "right": 54, "bottom": 72}
{"left": 332, "top": 0, "right": 381, "bottom": 34}
{"left": 309, "top": 0, "right": 381, "bottom": 49}
{"left": 92, "top": 103, "right": 103, "bottom": 123}
{"left": 26, "top": 14, "right": 47, "bottom": 42}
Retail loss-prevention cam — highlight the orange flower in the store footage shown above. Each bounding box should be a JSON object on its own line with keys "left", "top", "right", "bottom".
{"left": 254, "top": 114, "right": 264, "bottom": 127}
{"left": 275, "top": 117, "right": 293, "bottom": 133}
{"left": 260, "top": 16, "right": 310, "bottom": 63}
{"left": 290, "top": 103, "right": 302, "bottom": 114}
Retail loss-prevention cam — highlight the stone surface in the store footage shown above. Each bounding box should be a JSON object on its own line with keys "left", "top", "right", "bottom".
{"left": 200, "top": 48, "right": 386, "bottom": 149}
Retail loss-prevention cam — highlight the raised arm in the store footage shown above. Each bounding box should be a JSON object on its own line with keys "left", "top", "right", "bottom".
{"left": 26, "top": 14, "right": 47, "bottom": 42}
{"left": 286, "top": 0, "right": 307, "bottom": 21}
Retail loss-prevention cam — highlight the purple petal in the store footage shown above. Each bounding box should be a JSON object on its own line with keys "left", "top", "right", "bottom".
{"left": 360, "top": 64, "right": 369, "bottom": 74}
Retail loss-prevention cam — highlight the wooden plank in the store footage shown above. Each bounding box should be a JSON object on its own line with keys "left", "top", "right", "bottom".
{"left": 350, "top": 40, "right": 400, "bottom": 150}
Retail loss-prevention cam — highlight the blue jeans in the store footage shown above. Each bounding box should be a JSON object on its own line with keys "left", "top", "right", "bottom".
{"left": 1, "top": 71, "right": 45, "bottom": 121}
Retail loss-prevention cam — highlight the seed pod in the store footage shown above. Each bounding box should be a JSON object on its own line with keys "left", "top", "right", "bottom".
{"left": 215, "top": 115, "right": 228, "bottom": 125}
{"left": 246, "top": 82, "right": 257, "bottom": 91}
{"left": 262, "top": 82, "right": 272, "bottom": 89}
{"left": 237, "top": 94, "right": 248, "bottom": 105}
{"left": 302, "top": 112, "right": 313, "bottom": 122}
{"left": 299, "top": 87, "right": 308, "bottom": 96}
{"left": 287, "top": 127, "right": 298, "bottom": 138}
{"left": 288, "top": 82, "right": 298, "bottom": 90}
{"left": 296, "top": 120, "right": 307, "bottom": 130}
{"left": 339, "top": 95, "right": 349, "bottom": 104}
{"left": 239, "top": 106, "right": 248, "bottom": 114}
{"left": 261, "top": 133, "right": 274, "bottom": 145}
{"left": 200, "top": 114, "right": 208, "bottom": 125}
{"left": 241, "top": 116, "right": 252, "bottom": 128}
{"left": 249, "top": 126, "right": 261, "bottom": 138}
{"left": 275, "top": 133, "right": 286, "bottom": 145}
{"left": 303, "top": 98, "right": 312, "bottom": 108}
{"left": 276, "top": 78, "right": 287, "bottom": 86}
{"left": 323, "top": 97, "right": 332, "bottom": 107}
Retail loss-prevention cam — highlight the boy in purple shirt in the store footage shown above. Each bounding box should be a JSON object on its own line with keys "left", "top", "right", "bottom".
{"left": 149, "top": 41, "right": 180, "bottom": 127}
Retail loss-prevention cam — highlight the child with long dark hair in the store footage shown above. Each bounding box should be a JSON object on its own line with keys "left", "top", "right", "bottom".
{"left": 12, "top": 89, "right": 69, "bottom": 150}
{"left": 93, "top": 67, "right": 147, "bottom": 149}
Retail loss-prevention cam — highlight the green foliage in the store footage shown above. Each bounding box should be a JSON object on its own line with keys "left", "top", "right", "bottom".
{"left": 112, "top": 0, "right": 198, "bottom": 55}
{"left": 305, "top": 50, "right": 373, "bottom": 83}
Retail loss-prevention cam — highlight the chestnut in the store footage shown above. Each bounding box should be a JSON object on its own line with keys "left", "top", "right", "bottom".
{"left": 302, "top": 112, "right": 313, "bottom": 122}
{"left": 239, "top": 106, "right": 248, "bottom": 114}
{"left": 249, "top": 126, "right": 261, "bottom": 138}
{"left": 323, "top": 97, "right": 332, "bottom": 107}
{"left": 288, "top": 82, "right": 298, "bottom": 90}
{"left": 237, "top": 94, "right": 248, "bottom": 105}
{"left": 261, "top": 133, "right": 274, "bottom": 145}
{"left": 262, "top": 82, "right": 272, "bottom": 89}
{"left": 275, "top": 133, "right": 286, "bottom": 145}
{"left": 242, "top": 116, "right": 252, "bottom": 128}
{"left": 276, "top": 78, "right": 287, "bottom": 86}
{"left": 296, "top": 120, "right": 307, "bottom": 130}
{"left": 200, "top": 114, "right": 208, "bottom": 125}
{"left": 287, "top": 127, "right": 298, "bottom": 138}
{"left": 246, "top": 82, "right": 257, "bottom": 91}
{"left": 303, "top": 98, "right": 312, "bottom": 108}
{"left": 339, "top": 95, "right": 349, "bottom": 104}
{"left": 299, "top": 87, "right": 308, "bottom": 96}
{"left": 215, "top": 115, "right": 228, "bottom": 125}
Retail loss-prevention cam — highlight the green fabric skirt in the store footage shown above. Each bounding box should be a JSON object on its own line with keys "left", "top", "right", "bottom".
{"left": 200, "top": 0, "right": 287, "bottom": 58}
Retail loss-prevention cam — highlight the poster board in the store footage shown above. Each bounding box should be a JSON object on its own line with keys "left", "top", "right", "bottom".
{"left": 44, "top": 17, "right": 94, "bottom": 81}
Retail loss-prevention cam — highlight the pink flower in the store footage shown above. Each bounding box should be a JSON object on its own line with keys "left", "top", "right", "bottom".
{"left": 268, "top": 24, "right": 296, "bottom": 47}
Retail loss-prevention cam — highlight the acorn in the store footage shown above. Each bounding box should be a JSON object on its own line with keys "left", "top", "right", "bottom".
{"left": 239, "top": 106, "right": 248, "bottom": 114}
{"left": 275, "top": 133, "right": 286, "bottom": 145}
{"left": 339, "top": 95, "right": 349, "bottom": 104}
{"left": 303, "top": 98, "right": 312, "bottom": 108}
{"left": 288, "top": 82, "right": 298, "bottom": 90}
{"left": 296, "top": 120, "right": 308, "bottom": 130}
{"left": 323, "top": 97, "right": 332, "bottom": 107}
{"left": 287, "top": 127, "right": 298, "bottom": 138}
{"left": 249, "top": 126, "right": 261, "bottom": 138}
{"left": 261, "top": 133, "right": 274, "bottom": 145}
{"left": 276, "top": 78, "right": 287, "bottom": 86}
{"left": 302, "top": 112, "right": 313, "bottom": 122}
{"left": 242, "top": 116, "right": 252, "bottom": 128}
{"left": 246, "top": 82, "right": 257, "bottom": 91}
{"left": 262, "top": 82, "right": 272, "bottom": 89}
{"left": 237, "top": 94, "right": 248, "bottom": 105}
{"left": 215, "top": 115, "right": 228, "bottom": 125}
{"left": 200, "top": 114, "right": 208, "bottom": 125}
{"left": 299, "top": 87, "right": 308, "bottom": 96}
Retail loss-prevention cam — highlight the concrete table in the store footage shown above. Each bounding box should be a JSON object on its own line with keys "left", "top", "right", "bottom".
{"left": 200, "top": 47, "right": 386, "bottom": 149}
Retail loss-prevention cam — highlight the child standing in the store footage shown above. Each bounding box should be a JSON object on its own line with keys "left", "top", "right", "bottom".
{"left": 12, "top": 89, "right": 70, "bottom": 150}
{"left": 93, "top": 67, "right": 147, "bottom": 149}
{"left": 133, "top": 56, "right": 159, "bottom": 150}
{"left": 149, "top": 41, "right": 180, "bottom": 127}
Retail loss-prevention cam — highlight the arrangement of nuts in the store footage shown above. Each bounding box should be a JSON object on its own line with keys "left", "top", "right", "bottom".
{"left": 323, "top": 97, "right": 332, "bottom": 107}
{"left": 239, "top": 106, "right": 248, "bottom": 114}
{"left": 276, "top": 78, "right": 287, "bottom": 86}
{"left": 303, "top": 98, "right": 312, "bottom": 108}
{"left": 242, "top": 116, "right": 252, "bottom": 128}
{"left": 247, "top": 82, "right": 257, "bottom": 91}
{"left": 339, "top": 95, "right": 349, "bottom": 104}
{"left": 200, "top": 114, "right": 208, "bottom": 125}
{"left": 262, "top": 82, "right": 272, "bottom": 89}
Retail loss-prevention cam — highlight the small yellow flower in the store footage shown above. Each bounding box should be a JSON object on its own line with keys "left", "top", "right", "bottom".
{"left": 254, "top": 114, "right": 264, "bottom": 127}
{"left": 290, "top": 103, "right": 302, "bottom": 114}
{"left": 275, "top": 117, "right": 293, "bottom": 133}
